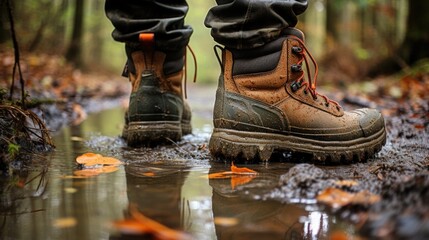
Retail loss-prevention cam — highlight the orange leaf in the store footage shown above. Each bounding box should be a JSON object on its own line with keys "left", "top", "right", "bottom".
{"left": 231, "top": 175, "right": 256, "bottom": 190}
{"left": 317, "top": 188, "right": 380, "bottom": 209}
{"left": 113, "top": 219, "right": 150, "bottom": 234}
{"left": 76, "top": 153, "right": 122, "bottom": 166}
{"left": 143, "top": 172, "right": 155, "bottom": 177}
{"left": 206, "top": 172, "right": 232, "bottom": 179}
{"left": 76, "top": 153, "right": 102, "bottom": 165}
{"left": 73, "top": 168, "right": 103, "bottom": 177}
{"left": 334, "top": 180, "right": 359, "bottom": 187}
{"left": 116, "top": 204, "right": 192, "bottom": 240}
{"left": 231, "top": 162, "right": 257, "bottom": 175}
{"left": 73, "top": 166, "right": 118, "bottom": 177}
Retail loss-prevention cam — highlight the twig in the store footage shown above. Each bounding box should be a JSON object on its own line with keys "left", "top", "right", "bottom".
{"left": 6, "top": 0, "right": 26, "bottom": 108}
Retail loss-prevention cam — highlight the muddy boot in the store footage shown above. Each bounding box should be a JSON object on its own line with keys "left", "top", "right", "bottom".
{"left": 209, "top": 28, "right": 386, "bottom": 163}
{"left": 122, "top": 36, "right": 192, "bottom": 146}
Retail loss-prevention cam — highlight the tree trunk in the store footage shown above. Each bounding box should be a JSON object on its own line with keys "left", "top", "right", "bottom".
{"left": 66, "top": 0, "right": 84, "bottom": 68}
{"left": 368, "top": 0, "right": 429, "bottom": 76}
{"left": 400, "top": 0, "right": 429, "bottom": 65}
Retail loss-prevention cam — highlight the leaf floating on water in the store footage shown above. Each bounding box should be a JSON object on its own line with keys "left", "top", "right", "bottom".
{"left": 214, "top": 217, "right": 239, "bottom": 227}
{"left": 231, "top": 175, "right": 256, "bottom": 190}
{"left": 113, "top": 204, "right": 192, "bottom": 240}
{"left": 317, "top": 188, "right": 380, "bottom": 209}
{"left": 73, "top": 153, "right": 122, "bottom": 178}
{"left": 76, "top": 153, "right": 122, "bottom": 166}
{"left": 113, "top": 219, "right": 150, "bottom": 234}
{"left": 231, "top": 162, "right": 257, "bottom": 175}
{"left": 64, "top": 187, "right": 77, "bottom": 194}
{"left": 206, "top": 171, "right": 233, "bottom": 179}
{"left": 53, "top": 217, "right": 77, "bottom": 228}
{"left": 73, "top": 166, "right": 119, "bottom": 177}
{"left": 70, "top": 136, "right": 85, "bottom": 142}
{"left": 206, "top": 162, "right": 258, "bottom": 189}
{"left": 143, "top": 172, "right": 155, "bottom": 177}
{"left": 76, "top": 152, "right": 102, "bottom": 165}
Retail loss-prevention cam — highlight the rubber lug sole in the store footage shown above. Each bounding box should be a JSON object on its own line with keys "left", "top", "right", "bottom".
{"left": 209, "top": 127, "right": 386, "bottom": 164}
{"left": 123, "top": 121, "right": 182, "bottom": 147}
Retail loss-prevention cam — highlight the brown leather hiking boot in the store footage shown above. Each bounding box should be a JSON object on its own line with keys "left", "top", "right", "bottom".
{"left": 122, "top": 36, "right": 192, "bottom": 146}
{"left": 209, "top": 28, "right": 386, "bottom": 163}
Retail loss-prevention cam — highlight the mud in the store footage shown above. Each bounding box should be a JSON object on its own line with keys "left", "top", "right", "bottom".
{"left": 268, "top": 98, "right": 429, "bottom": 239}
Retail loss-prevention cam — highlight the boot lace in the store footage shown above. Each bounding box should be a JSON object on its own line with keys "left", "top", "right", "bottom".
{"left": 291, "top": 37, "right": 340, "bottom": 109}
{"left": 184, "top": 45, "right": 197, "bottom": 99}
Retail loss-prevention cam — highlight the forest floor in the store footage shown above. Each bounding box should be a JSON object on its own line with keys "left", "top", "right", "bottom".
{"left": 1, "top": 51, "right": 429, "bottom": 239}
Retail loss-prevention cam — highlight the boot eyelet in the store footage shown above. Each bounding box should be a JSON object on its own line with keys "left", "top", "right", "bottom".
{"left": 325, "top": 102, "right": 330, "bottom": 107}
{"left": 291, "top": 64, "right": 302, "bottom": 72}
{"left": 292, "top": 46, "right": 303, "bottom": 54}
{"left": 303, "top": 89, "right": 308, "bottom": 95}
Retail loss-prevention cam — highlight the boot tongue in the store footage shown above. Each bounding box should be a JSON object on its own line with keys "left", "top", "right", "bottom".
{"left": 282, "top": 27, "right": 305, "bottom": 41}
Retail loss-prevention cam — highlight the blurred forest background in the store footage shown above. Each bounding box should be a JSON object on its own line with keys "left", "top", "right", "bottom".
{"left": 0, "top": 0, "right": 428, "bottom": 85}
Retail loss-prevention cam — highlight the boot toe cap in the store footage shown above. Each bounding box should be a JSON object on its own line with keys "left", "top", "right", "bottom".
{"left": 356, "top": 108, "right": 385, "bottom": 137}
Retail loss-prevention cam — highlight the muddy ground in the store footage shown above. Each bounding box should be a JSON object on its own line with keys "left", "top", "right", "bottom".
{"left": 84, "top": 84, "right": 428, "bottom": 239}
{"left": 2, "top": 51, "right": 429, "bottom": 239}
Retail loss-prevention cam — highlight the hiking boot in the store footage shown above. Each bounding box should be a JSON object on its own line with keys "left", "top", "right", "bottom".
{"left": 122, "top": 37, "right": 192, "bottom": 146}
{"left": 209, "top": 28, "right": 386, "bottom": 163}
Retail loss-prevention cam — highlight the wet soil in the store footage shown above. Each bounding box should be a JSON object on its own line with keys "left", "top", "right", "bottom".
{"left": 2, "top": 79, "right": 428, "bottom": 239}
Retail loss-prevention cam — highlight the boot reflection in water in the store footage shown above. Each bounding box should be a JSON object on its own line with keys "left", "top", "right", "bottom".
{"left": 210, "top": 176, "right": 329, "bottom": 239}
{"left": 105, "top": 0, "right": 386, "bottom": 163}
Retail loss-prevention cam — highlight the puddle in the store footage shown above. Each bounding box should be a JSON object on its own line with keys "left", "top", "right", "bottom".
{"left": 1, "top": 103, "right": 360, "bottom": 239}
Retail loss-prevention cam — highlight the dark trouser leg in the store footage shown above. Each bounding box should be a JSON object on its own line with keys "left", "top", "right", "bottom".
{"left": 204, "top": 0, "right": 308, "bottom": 49}
{"left": 105, "top": 0, "right": 193, "bottom": 51}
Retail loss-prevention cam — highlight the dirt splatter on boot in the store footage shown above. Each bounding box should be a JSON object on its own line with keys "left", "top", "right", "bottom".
{"left": 209, "top": 28, "right": 386, "bottom": 163}
{"left": 122, "top": 35, "right": 191, "bottom": 146}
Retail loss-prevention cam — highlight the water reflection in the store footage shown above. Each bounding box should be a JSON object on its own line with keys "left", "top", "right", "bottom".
{"left": 1, "top": 105, "right": 355, "bottom": 240}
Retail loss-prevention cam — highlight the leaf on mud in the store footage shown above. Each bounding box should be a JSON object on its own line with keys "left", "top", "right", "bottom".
{"left": 113, "top": 204, "right": 191, "bottom": 240}
{"left": 76, "top": 153, "right": 122, "bottom": 166}
{"left": 317, "top": 188, "right": 380, "bottom": 209}
{"left": 334, "top": 180, "right": 359, "bottom": 187}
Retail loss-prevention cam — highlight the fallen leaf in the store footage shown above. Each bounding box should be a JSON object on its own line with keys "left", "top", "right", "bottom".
{"left": 334, "top": 180, "right": 359, "bottom": 187}
{"left": 73, "top": 165, "right": 119, "bottom": 177}
{"left": 113, "top": 204, "right": 191, "bottom": 240}
{"left": 72, "top": 103, "right": 87, "bottom": 125}
{"left": 206, "top": 171, "right": 233, "bottom": 179}
{"left": 73, "top": 168, "right": 103, "bottom": 177}
{"left": 205, "top": 163, "right": 258, "bottom": 189}
{"left": 113, "top": 219, "right": 150, "bottom": 234}
{"left": 231, "top": 175, "right": 256, "bottom": 190}
{"left": 64, "top": 187, "right": 77, "bottom": 193}
{"left": 317, "top": 188, "right": 380, "bottom": 209}
{"left": 214, "top": 217, "right": 239, "bottom": 227}
{"left": 76, "top": 153, "right": 102, "bottom": 165}
{"left": 231, "top": 162, "right": 257, "bottom": 174}
{"left": 53, "top": 217, "right": 77, "bottom": 228}
{"left": 76, "top": 153, "right": 122, "bottom": 166}
{"left": 143, "top": 172, "right": 155, "bottom": 177}
{"left": 70, "top": 136, "right": 84, "bottom": 142}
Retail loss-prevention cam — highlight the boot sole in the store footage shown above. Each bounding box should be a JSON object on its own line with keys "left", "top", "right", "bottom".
{"left": 125, "top": 121, "right": 182, "bottom": 147}
{"left": 209, "top": 127, "right": 386, "bottom": 164}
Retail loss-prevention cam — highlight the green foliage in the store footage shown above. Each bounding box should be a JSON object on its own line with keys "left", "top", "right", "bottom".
{"left": 7, "top": 142, "right": 20, "bottom": 158}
